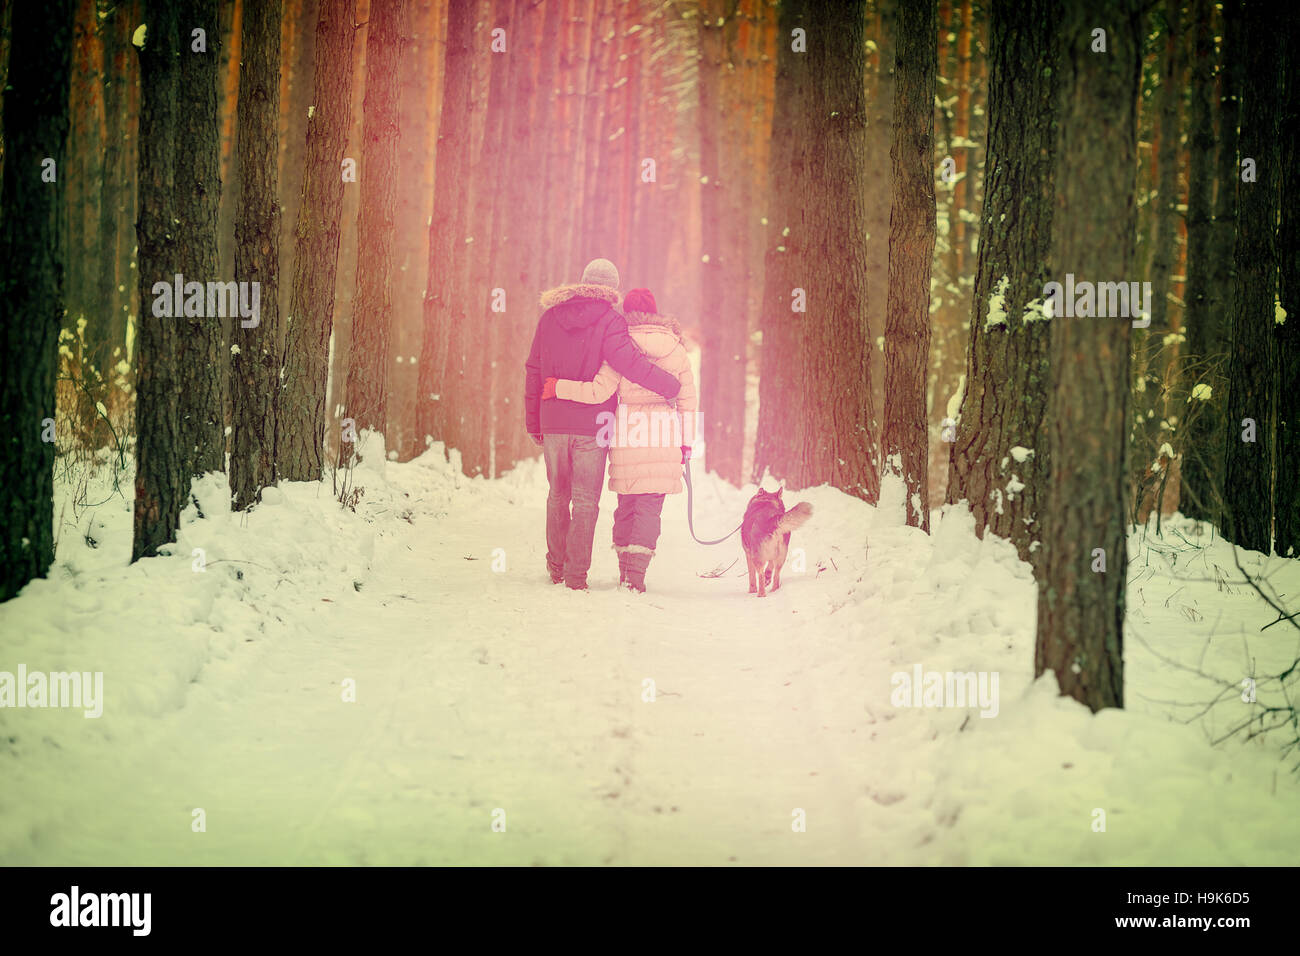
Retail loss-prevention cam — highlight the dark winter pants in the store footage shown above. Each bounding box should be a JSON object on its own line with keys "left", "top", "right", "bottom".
{"left": 612, "top": 493, "right": 666, "bottom": 579}
{"left": 543, "top": 434, "right": 609, "bottom": 587}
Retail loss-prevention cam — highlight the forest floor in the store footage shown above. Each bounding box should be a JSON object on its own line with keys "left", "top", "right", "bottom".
{"left": 1, "top": 443, "right": 1297, "bottom": 865}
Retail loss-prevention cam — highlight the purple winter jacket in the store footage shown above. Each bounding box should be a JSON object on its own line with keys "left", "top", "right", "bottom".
{"left": 524, "top": 283, "right": 681, "bottom": 437}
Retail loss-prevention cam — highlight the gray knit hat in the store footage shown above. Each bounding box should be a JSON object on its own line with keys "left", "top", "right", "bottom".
{"left": 581, "top": 257, "right": 620, "bottom": 289}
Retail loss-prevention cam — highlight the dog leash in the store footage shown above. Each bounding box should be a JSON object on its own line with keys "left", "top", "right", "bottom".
{"left": 682, "top": 458, "right": 743, "bottom": 545}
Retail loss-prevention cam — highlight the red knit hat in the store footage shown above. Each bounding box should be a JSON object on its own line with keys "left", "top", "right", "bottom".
{"left": 622, "top": 288, "right": 657, "bottom": 314}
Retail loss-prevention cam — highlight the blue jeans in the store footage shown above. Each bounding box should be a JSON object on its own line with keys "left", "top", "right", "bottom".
{"left": 542, "top": 434, "right": 609, "bottom": 587}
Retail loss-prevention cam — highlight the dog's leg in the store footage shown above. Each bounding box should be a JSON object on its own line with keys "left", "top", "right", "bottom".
{"left": 756, "top": 561, "right": 767, "bottom": 598}
{"left": 773, "top": 536, "right": 788, "bottom": 591}
{"left": 746, "top": 553, "right": 757, "bottom": 594}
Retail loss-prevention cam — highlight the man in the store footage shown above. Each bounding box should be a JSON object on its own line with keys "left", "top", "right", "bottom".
{"left": 524, "top": 258, "right": 681, "bottom": 590}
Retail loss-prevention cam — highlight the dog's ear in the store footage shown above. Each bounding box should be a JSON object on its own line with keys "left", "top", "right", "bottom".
{"left": 776, "top": 486, "right": 784, "bottom": 497}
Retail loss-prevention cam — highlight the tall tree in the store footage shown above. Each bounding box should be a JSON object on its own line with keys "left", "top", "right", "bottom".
{"left": 279, "top": 0, "right": 357, "bottom": 481}
{"left": 417, "top": 0, "right": 473, "bottom": 456}
{"left": 1277, "top": 14, "right": 1300, "bottom": 557}
{"left": 1223, "top": 0, "right": 1281, "bottom": 553}
{"left": 1035, "top": 1, "right": 1141, "bottom": 712}
{"left": 883, "top": 0, "right": 936, "bottom": 530}
{"left": 863, "top": 0, "right": 895, "bottom": 447}
{"left": 753, "top": 0, "right": 877, "bottom": 500}
{"left": 1179, "top": 0, "right": 1221, "bottom": 523}
{"left": 133, "top": 0, "right": 187, "bottom": 559}
{"left": 1147, "top": 0, "right": 1181, "bottom": 336}
{"left": 0, "top": 0, "right": 73, "bottom": 597}
{"left": 342, "top": 0, "right": 407, "bottom": 451}
{"left": 277, "top": 0, "right": 319, "bottom": 334}
{"left": 229, "top": 0, "right": 282, "bottom": 510}
{"left": 175, "top": 0, "right": 226, "bottom": 475}
{"left": 460, "top": 0, "right": 510, "bottom": 477}
{"left": 946, "top": 0, "right": 1058, "bottom": 566}
{"left": 696, "top": 1, "right": 748, "bottom": 486}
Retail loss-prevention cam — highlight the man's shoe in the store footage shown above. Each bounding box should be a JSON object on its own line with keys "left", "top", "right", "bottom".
{"left": 623, "top": 571, "right": 646, "bottom": 594}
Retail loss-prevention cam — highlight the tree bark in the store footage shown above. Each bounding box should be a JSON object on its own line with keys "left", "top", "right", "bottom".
{"left": 883, "top": 0, "right": 936, "bottom": 531}
{"left": 1181, "top": 0, "right": 1240, "bottom": 526}
{"left": 229, "top": 0, "right": 282, "bottom": 510}
{"left": 945, "top": 0, "right": 1058, "bottom": 569}
{"left": 1035, "top": 0, "right": 1141, "bottom": 712}
{"left": 342, "top": 0, "right": 406, "bottom": 447}
{"left": 175, "top": 0, "right": 226, "bottom": 476}
{"left": 1223, "top": 0, "right": 1281, "bottom": 553}
{"left": 753, "top": 0, "right": 877, "bottom": 501}
{"left": 1148, "top": 0, "right": 1180, "bottom": 336}
{"left": 697, "top": 2, "right": 749, "bottom": 486}
{"left": 1276, "top": 14, "right": 1300, "bottom": 557}
{"left": 278, "top": 0, "right": 356, "bottom": 481}
{"left": 0, "top": 0, "right": 72, "bottom": 597}
{"left": 417, "top": 0, "right": 473, "bottom": 455}
{"left": 133, "top": 0, "right": 187, "bottom": 559}
{"left": 1179, "top": 0, "right": 1219, "bottom": 524}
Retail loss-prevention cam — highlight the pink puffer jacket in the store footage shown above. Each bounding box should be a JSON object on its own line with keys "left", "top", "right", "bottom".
{"left": 555, "top": 311, "right": 698, "bottom": 494}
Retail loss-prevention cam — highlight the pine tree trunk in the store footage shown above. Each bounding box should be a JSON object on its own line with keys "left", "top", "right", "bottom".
{"left": 278, "top": 0, "right": 356, "bottom": 481}
{"left": 0, "top": 0, "right": 72, "bottom": 598}
{"left": 1186, "top": 0, "right": 1242, "bottom": 528}
{"left": 417, "top": 0, "right": 473, "bottom": 454}
{"left": 1179, "top": 0, "right": 1219, "bottom": 524}
{"left": 864, "top": 0, "right": 894, "bottom": 454}
{"left": 1224, "top": 0, "right": 1281, "bottom": 553}
{"left": 1035, "top": 0, "right": 1141, "bottom": 712}
{"left": 389, "top": 0, "right": 436, "bottom": 462}
{"left": 1149, "top": 0, "right": 1180, "bottom": 335}
{"left": 99, "top": 0, "right": 140, "bottom": 389}
{"left": 229, "top": 0, "right": 282, "bottom": 510}
{"left": 342, "top": 0, "right": 406, "bottom": 447}
{"left": 490, "top": 0, "right": 541, "bottom": 475}
{"left": 698, "top": 3, "right": 746, "bottom": 486}
{"left": 946, "top": 0, "right": 1057, "bottom": 567}
{"left": 175, "top": 0, "right": 226, "bottom": 476}
{"left": 277, "top": 0, "right": 318, "bottom": 335}
{"left": 1276, "top": 17, "right": 1300, "bottom": 557}
{"left": 883, "top": 0, "right": 936, "bottom": 531}
{"left": 754, "top": 0, "right": 877, "bottom": 500}
{"left": 133, "top": 0, "right": 188, "bottom": 559}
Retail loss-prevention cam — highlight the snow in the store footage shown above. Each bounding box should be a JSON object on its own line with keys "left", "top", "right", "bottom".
{"left": 1, "top": 452, "right": 1297, "bottom": 864}
{"left": 1189, "top": 383, "right": 1213, "bottom": 402}
{"left": 1022, "top": 297, "right": 1051, "bottom": 323}
{"left": 1009, "top": 446, "right": 1033, "bottom": 464}
{"left": 945, "top": 374, "right": 966, "bottom": 423}
{"left": 983, "top": 276, "right": 1010, "bottom": 330}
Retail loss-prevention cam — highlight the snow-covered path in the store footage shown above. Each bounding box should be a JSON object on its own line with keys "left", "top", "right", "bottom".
{"left": 2, "top": 449, "right": 1298, "bottom": 865}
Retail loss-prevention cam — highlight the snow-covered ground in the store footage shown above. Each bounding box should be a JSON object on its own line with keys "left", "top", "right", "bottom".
{"left": 1, "top": 444, "right": 1297, "bottom": 865}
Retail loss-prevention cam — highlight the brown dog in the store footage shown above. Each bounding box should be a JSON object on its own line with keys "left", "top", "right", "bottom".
{"left": 740, "top": 488, "right": 812, "bottom": 597}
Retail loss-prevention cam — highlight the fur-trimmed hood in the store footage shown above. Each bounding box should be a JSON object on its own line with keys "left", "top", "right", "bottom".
{"left": 623, "top": 310, "right": 684, "bottom": 359}
{"left": 538, "top": 282, "right": 621, "bottom": 313}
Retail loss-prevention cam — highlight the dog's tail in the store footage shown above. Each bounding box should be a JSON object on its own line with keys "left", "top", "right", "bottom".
{"left": 776, "top": 501, "right": 812, "bottom": 534}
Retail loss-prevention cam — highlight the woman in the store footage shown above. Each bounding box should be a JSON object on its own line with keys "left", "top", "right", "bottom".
{"left": 543, "top": 288, "right": 697, "bottom": 592}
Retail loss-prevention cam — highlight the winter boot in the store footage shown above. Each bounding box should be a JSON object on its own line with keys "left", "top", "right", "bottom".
{"left": 622, "top": 548, "right": 653, "bottom": 593}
